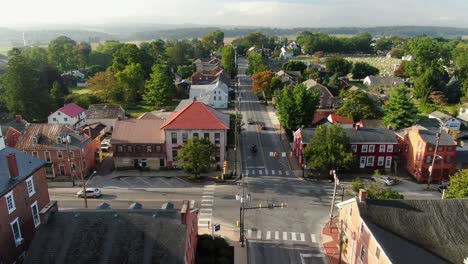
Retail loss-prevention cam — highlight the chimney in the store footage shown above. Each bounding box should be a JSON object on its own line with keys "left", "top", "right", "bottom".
{"left": 180, "top": 200, "right": 189, "bottom": 224}
{"left": 15, "top": 115, "right": 22, "bottom": 122}
{"left": 7, "top": 153, "right": 19, "bottom": 178}
{"left": 358, "top": 189, "right": 367, "bottom": 202}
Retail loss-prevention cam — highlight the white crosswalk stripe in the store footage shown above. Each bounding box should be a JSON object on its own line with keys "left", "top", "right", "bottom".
{"left": 257, "top": 230, "right": 262, "bottom": 239}
{"left": 248, "top": 229, "right": 252, "bottom": 238}
{"left": 286, "top": 171, "right": 290, "bottom": 175}
{"left": 266, "top": 231, "right": 271, "bottom": 240}
{"left": 259, "top": 170, "right": 263, "bottom": 175}
{"left": 271, "top": 170, "right": 275, "bottom": 175}
{"left": 275, "top": 231, "right": 279, "bottom": 240}
{"left": 245, "top": 170, "right": 249, "bottom": 175}
{"left": 283, "top": 232, "right": 288, "bottom": 240}
{"left": 244, "top": 229, "right": 316, "bottom": 244}
{"left": 200, "top": 185, "right": 216, "bottom": 229}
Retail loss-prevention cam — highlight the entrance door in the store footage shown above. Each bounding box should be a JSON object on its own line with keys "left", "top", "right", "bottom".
{"left": 59, "top": 164, "right": 66, "bottom": 176}
{"left": 160, "top": 159, "right": 165, "bottom": 167}
{"left": 360, "top": 157, "right": 366, "bottom": 168}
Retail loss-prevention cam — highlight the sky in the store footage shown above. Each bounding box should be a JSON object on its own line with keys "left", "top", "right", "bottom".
{"left": 1, "top": 0, "right": 468, "bottom": 29}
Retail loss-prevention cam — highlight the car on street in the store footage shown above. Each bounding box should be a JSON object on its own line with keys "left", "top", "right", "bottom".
{"left": 101, "top": 139, "right": 111, "bottom": 152}
{"left": 248, "top": 118, "right": 254, "bottom": 124}
{"left": 76, "top": 188, "right": 102, "bottom": 198}
{"left": 371, "top": 175, "right": 395, "bottom": 186}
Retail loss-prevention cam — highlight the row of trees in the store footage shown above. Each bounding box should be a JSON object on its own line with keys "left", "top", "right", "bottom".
{"left": 296, "top": 32, "right": 373, "bottom": 54}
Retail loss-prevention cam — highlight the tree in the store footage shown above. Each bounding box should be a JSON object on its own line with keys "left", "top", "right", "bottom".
{"left": 115, "top": 63, "right": 145, "bottom": 103}
{"left": 177, "top": 64, "right": 195, "bottom": 79}
{"left": 88, "top": 71, "right": 118, "bottom": 102}
{"left": 247, "top": 52, "right": 268, "bottom": 74}
{"left": 282, "top": 60, "right": 307, "bottom": 74}
{"left": 445, "top": 169, "right": 468, "bottom": 198}
{"left": 140, "top": 40, "right": 168, "bottom": 65}
{"left": 337, "top": 90, "right": 380, "bottom": 121}
{"left": 394, "top": 61, "right": 408, "bottom": 78}
{"left": 166, "top": 41, "right": 190, "bottom": 67}
{"left": 445, "top": 76, "right": 463, "bottom": 104}
{"left": 50, "top": 81, "right": 64, "bottom": 108}
{"left": 275, "top": 88, "right": 296, "bottom": 130}
{"left": 325, "top": 56, "right": 352, "bottom": 76}
{"left": 375, "top": 38, "right": 394, "bottom": 51}
{"left": 221, "top": 46, "right": 237, "bottom": 77}
{"left": 303, "top": 124, "right": 354, "bottom": 173}
{"left": 413, "top": 67, "right": 443, "bottom": 103}
{"left": 111, "top": 44, "right": 152, "bottom": 76}
{"left": 367, "top": 184, "right": 404, "bottom": 199}
{"left": 389, "top": 48, "right": 405, "bottom": 58}
{"left": 143, "top": 64, "right": 175, "bottom": 108}
{"left": 201, "top": 30, "right": 224, "bottom": 52}
{"left": 252, "top": 71, "right": 274, "bottom": 94}
{"left": 429, "top": 91, "right": 447, "bottom": 105}
{"left": 351, "top": 62, "right": 380, "bottom": 79}
{"left": 48, "top": 36, "right": 78, "bottom": 72}
{"left": 383, "top": 86, "right": 418, "bottom": 130}
{"left": 178, "top": 138, "right": 217, "bottom": 177}
{"left": 75, "top": 42, "right": 92, "bottom": 68}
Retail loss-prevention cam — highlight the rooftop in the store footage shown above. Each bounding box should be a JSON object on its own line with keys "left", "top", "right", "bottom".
{"left": 364, "top": 75, "right": 405, "bottom": 87}
{"left": 15, "top": 124, "right": 88, "bottom": 151}
{"left": 54, "top": 103, "right": 86, "bottom": 118}
{"left": 429, "top": 110, "right": 456, "bottom": 122}
{"left": 161, "top": 101, "right": 229, "bottom": 130}
{"left": 111, "top": 118, "right": 165, "bottom": 144}
{"left": 300, "top": 127, "right": 397, "bottom": 144}
{"left": 87, "top": 104, "right": 125, "bottom": 119}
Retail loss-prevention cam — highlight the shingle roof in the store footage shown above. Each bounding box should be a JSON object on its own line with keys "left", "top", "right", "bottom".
{"left": 300, "top": 127, "right": 397, "bottom": 144}
{"left": 365, "top": 75, "right": 405, "bottom": 87}
{"left": 328, "top": 113, "right": 353, "bottom": 125}
{"left": 55, "top": 103, "right": 86, "bottom": 118}
{"left": 0, "top": 116, "right": 29, "bottom": 136}
{"left": 0, "top": 147, "right": 45, "bottom": 197}
{"left": 429, "top": 111, "right": 456, "bottom": 123}
{"left": 161, "top": 102, "right": 229, "bottom": 130}
{"left": 25, "top": 210, "right": 187, "bottom": 264}
{"left": 358, "top": 199, "right": 468, "bottom": 264}
{"left": 111, "top": 118, "right": 165, "bottom": 144}
{"left": 87, "top": 104, "right": 125, "bottom": 119}
{"left": 189, "top": 81, "right": 228, "bottom": 100}
{"left": 15, "top": 124, "right": 88, "bottom": 151}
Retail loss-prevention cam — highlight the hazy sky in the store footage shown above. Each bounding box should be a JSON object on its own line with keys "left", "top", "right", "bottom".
{"left": 2, "top": 0, "right": 468, "bottom": 29}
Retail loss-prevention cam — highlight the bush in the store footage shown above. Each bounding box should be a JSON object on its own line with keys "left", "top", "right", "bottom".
{"left": 352, "top": 177, "right": 365, "bottom": 193}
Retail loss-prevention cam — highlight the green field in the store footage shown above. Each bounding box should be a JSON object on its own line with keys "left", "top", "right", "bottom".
{"left": 70, "top": 87, "right": 92, "bottom": 95}
{"left": 344, "top": 56, "right": 402, "bottom": 76}
{"left": 0, "top": 44, "right": 12, "bottom": 56}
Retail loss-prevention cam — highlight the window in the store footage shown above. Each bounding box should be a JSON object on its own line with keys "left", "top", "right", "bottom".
{"left": 11, "top": 218, "right": 22, "bottom": 246}
{"left": 117, "top": 145, "right": 123, "bottom": 152}
{"left": 45, "top": 151, "right": 51, "bottom": 162}
{"left": 171, "top": 133, "right": 177, "bottom": 144}
{"left": 57, "top": 112, "right": 61, "bottom": 115}
{"left": 218, "top": 96, "right": 221, "bottom": 100}
{"left": 438, "top": 146, "right": 444, "bottom": 152}
{"left": 360, "top": 245, "right": 365, "bottom": 261}
{"left": 57, "top": 137, "right": 62, "bottom": 144}
{"left": 182, "top": 132, "right": 188, "bottom": 143}
{"left": 69, "top": 151, "right": 74, "bottom": 159}
{"left": 6, "top": 191, "right": 16, "bottom": 213}
{"left": 156, "top": 145, "right": 162, "bottom": 152}
{"left": 375, "top": 247, "right": 381, "bottom": 259}
{"left": 368, "top": 145, "right": 375, "bottom": 153}
{"left": 127, "top": 145, "right": 133, "bottom": 152}
{"left": 26, "top": 177, "right": 35, "bottom": 197}
{"left": 361, "top": 145, "right": 368, "bottom": 153}
{"left": 426, "top": 156, "right": 432, "bottom": 164}
{"left": 45, "top": 167, "right": 54, "bottom": 178}
{"left": 213, "top": 96, "right": 216, "bottom": 101}
{"left": 82, "top": 160, "right": 87, "bottom": 169}
{"left": 59, "top": 164, "right": 65, "bottom": 176}
{"left": 204, "top": 133, "right": 210, "bottom": 139}
{"left": 447, "top": 146, "right": 453, "bottom": 152}
{"left": 193, "top": 133, "right": 199, "bottom": 138}
{"left": 215, "top": 133, "right": 220, "bottom": 144}
{"left": 136, "top": 145, "right": 142, "bottom": 152}
{"left": 31, "top": 202, "right": 40, "bottom": 227}
{"left": 351, "top": 145, "right": 357, "bottom": 153}
{"left": 428, "top": 145, "right": 434, "bottom": 152}
{"left": 32, "top": 137, "right": 38, "bottom": 144}
{"left": 379, "top": 145, "right": 386, "bottom": 153}
{"left": 387, "top": 144, "right": 394, "bottom": 152}
{"left": 52, "top": 118, "right": 57, "bottom": 121}
{"left": 32, "top": 151, "right": 39, "bottom": 158}
{"left": 71, "top": 163, "right": 76, "bottom": 172}
{"left": 146, "top": 146, "right": 152, "bottom": 152}
{"left": 57, "top": 151, "right": 63, "bottom": 159}
{"left": 445, "top": 156, "right": 452, "bottom": 163}
{"left": 366, "top": 156, "right": 374, "bottom": 166}
{"left": 377, "top": 156, "right": 384, "bottom": 166}
{"left": 64, "top": 117, "right": 68, "bottom": 122}
{"left": 172, "top": 150, "right": 178, "bottom": 158}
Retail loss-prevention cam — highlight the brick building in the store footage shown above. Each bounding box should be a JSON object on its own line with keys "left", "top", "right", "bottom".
{"left": 0, "top": 131, "right": 50, "bottom": 264}
{"left": 396, "top": 126, "right": 457, "bottom": 182}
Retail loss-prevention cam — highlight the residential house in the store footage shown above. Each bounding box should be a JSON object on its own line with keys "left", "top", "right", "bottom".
{"left": 312, "top": 110, "right": 336, "bottom": 126}
{"left": 0, "top": 132, "right": 50, "bottom": 264}
{"left": 280, "top": 46, "right": 294, "bottom": 59}
{"left": 397, "top": 126, "right": 457, "bottom": 182}
{"left": 303, "top": 79, "right": 339, "bottom": 109}
{"left": 87, "top": 104, "right": 126, "bottom": 133}
{"left": 293, "top": 127, "right": 397, "bottom": 169}
{"left": 15, "top": 124, "right": 101, "bottom": 179}
{"left": 429, "top": 110, "right": 461, "bottom": 131}
{"left": 355, "top": 119, "right": 385, "bottom": 129}
{"left": 327, "top": 113, "right": 354, "bottom": 128}
{"left": 25, "top": 200, "right": 199, "bottom": 264}
{"left": 111, "top": 114, "right": 166, "bottom": 170}
{"left": 194, "top": 58, "right": 220, "bottom": 73}
{"left": 48, "top": 103, "right": 87, "bottom": 128}
{"left": 456, "top": 140, "right": 468, "bottom": 169}
{"left": 191, "top": 69, "right": 232, "bottom": 87}
{"left": 457, "top": 103, "right": 468, "bottom": 126}
{"left": 161, "top": 102, "right": 229, "bottom": 168}
{"left": 1, "top": 115, "right": 29, "bottom": 147}
{"left": 363, "top": 75, "right": 404, "bottom": 88}
{"left": 189, "top": 81, "right": 229, "bottom": 109}
{"left": 276, "top": 70, "right": 302, "bottom": 84}
{"left": 336, "top": 191, "right": 467, "bottom": 264}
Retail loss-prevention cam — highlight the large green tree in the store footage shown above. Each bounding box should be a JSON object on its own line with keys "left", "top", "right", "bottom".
{"left": 178, "top": 138, "right": 217, "bottom": 177}
{"left": 325, "top": 56, "right": 352, "bottom": 76}
{"left": 115, "top": 63, "right": 145, "bottom": 103}
{"left": 111, "top": 44, "right": 152, "bottom": 76}
{"left": 221, "top": 46, "right": 237, "bottom": 77}
{"left": 48, "top": 36, "right": 78, "bottom": 72}
{"left": 445, "top": 169, "right": 468, "bottom": 198}
{"left": 75, "top": 42, "right": 92, "bottom": 68}
{"left": 88, "top": 70, "right": 118, "bottom": 102}
{"left": 201, "top": 30, "right": 224, "bottom": 52}
{"left": 351, "top": 62, "right": 380, "bottom": 79}
{"left": 143, "top": 64, "right": 175, "bottom": 108}
{"left": 383, "top": 85, "right": 418, "bottom": 130}
{"left": 303, "top": 125, "right": 354, "bottom": 173}
{"left": 336, "top": 90, "right": 380, "bottom": 121}
{"left": 282, "top": 60, "right": 307, "bottom": 74}
{"left": 140, "top": 40, "right": 168, "bottom": 65}
{"left": 166, "top": 41, "right": 190, "bottom": 67}
{"left": 247, "top": 52, "right": 268, "bottom": 75}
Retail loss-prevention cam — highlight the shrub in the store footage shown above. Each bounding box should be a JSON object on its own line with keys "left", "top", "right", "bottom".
{"left": 352, "top": 177, "right": 365, "bottom": 193}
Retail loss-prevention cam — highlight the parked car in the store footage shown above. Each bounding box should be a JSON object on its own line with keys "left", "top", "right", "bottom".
{"left": 101, "top": 139, "right": 111, "bottom": 152}
{"left": 248, "top": 118, "right": 254, "bottom": 124}
{"left": 371, "top": 175, "right": 395, "bottom": 186}
{"left": 76, "top": 188, "right": 102, "bottom": 198}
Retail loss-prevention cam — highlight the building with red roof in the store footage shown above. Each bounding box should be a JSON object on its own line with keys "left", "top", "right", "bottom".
{"left": 48, "top": 103, "right": 87, "bottom": 128}
{"left": 161, "top": 102, "right": 229, "bottom": 168}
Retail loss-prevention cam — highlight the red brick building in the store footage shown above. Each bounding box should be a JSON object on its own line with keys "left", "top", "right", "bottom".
{"left": 15, "top": 124, "right": 102, "bottom": 179}
{"left": 0, "top": 115, "right": 29, "bottom": 147}
{"left": 396, "top": 126, "right": 457, "bottom": 182}
{"left": 0, "top": 133, "right": 50, "bottom": 264}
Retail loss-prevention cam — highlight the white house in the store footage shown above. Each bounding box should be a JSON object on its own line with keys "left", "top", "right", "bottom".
{"left": 48, "top": 103, "right": 87, "bottom": 128}
{"left": 429, "top": 111, "right": 461, "bottom": 131}
{"left": 363, "top": 75, "right": 405, "bottom": 87}
{"left": 280, "top": 47, "right": 294, "bottom": 59}
{"left": 457, "top": 103, "right": 468, "bottom": 126}
{"left": 189, "top": 81, "right": 229, "bottom": 109}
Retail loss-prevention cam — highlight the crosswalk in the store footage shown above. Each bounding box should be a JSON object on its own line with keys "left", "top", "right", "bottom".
{"left": 246, "top": 229, "right": 318, "bottom": 244}
{"left": 244, "top": 169, "right": 290, "bottom": 176}
{"left": 198, "top": 185, "right": 216, "bottom": 228}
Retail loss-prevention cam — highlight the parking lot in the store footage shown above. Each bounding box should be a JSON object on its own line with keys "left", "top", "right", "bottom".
{"left": 87, "top": 175, "right": 193, "bottom": 189}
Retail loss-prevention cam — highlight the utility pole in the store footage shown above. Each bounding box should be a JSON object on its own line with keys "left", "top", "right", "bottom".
{"left": 79, "top": 148, "right": 88, "bottom": 208}
{"left": 427, "top": 127, "right": 442, "bottom": 190}
{"left": 64, "top": 136, "right": 75, "bottom": 186}
{"left": 329, "top": 170, "right": 338, "bottom": 230}
{"left": 239, "top": 172, "right": 245, "bottom": 247}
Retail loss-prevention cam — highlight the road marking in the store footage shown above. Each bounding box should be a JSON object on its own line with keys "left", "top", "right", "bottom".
{"left": 199, "top": 212, "right": 212, "bottom": 216}
{"left": 291, "top": 232, "right": 297, "bottom": 241}
{"left": 203, "top": 190, "right": 215, "bottom": 195}
{"left": 201, "top": 204, "right": 213, "bottom": 207}
{"left": 202, "top": 195, "right": 213, "bottom": 198}
{"left": 271, "top": 170, "right": 275, "bottom": 175}
{"left": 266, "top": 231, "right": 271, "bottom": 240}
{"left": 257, "top": 230, "right": 262, "bottom": 239}
{"left": 158, "top": 178, "right": 172, "bottom": 187}
{"left": 269, "top": 152, "right": 274, "bottom": 157}
{"left": 300, "top": 233, "right": 305, "bottom": 241}
{"left": 283, "top": 232, "right": 288, "bottom": 240}
{"left": 259, "top": 170, "right": 263, "bottom": 175}
{"left": 311, "top": 234, "right": 316, "bottom": 243}
{"left": 200, "top": 208, "right": 212, "bottom": 212}
{"left": 138, "top": 177, "right": 153, "bottom": 187}
{"left": 248, "top": 229, "right": 252, "bottom": 238}
{"left": 201, "top": 199, "right": 213, "bottom": 203}
{"left": 278, "top": 170, "right": 283, "bottom": 175}
{"left": 286, "top": 171, "right": 290, "bottom": 176}
{"left": 204, "top": 185, "right": 215, "bottom": 189}
{"left": 275, "top": 231, "right": 279, "bottom": 240}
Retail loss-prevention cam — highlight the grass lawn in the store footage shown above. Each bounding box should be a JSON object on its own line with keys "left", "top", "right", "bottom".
{"left": 344, "top": 56, "right": 401, "bottom": 76}
{"left": 126, "top": 99, "right": 180, "bottom": 118}
{"left": 70, "top": 87, "right": 92, "bottom": 95}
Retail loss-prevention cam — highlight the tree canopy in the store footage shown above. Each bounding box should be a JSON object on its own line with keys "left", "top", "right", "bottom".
{"left": 282, "top": 60, "right": 307, "bottom": 74}
{"left": 325, "top": 56, "right": 352, "bottom": 77}
{"left": 247, "top": 52, "right": 269, "bottom": 75}
{"left": 383, "top": 85, "right": 418, "bottom": 130}
{"left": 178, "top": 138, "right": 217, "bottom": 177}
{"left": 351, "top": 62, "right": 380, "bottom": 79}
{"left": 336, "top": 90, "right": 380, "bottom": 121}
{"left": 445, "top": 169, "right": 468, "bottom": 199}
{"left": 48, "top": 36, "right": 78, "bottom": 72}
{"left": 221, "top": 46, "right": 237, "bottom": 77}
{"left": 143, "top": 64, "right": 175, "bottom": 108}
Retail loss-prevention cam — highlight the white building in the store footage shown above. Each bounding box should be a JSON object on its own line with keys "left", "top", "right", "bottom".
{"left": 429, "top": 111, "right": 461, "bottom": 131}
{"left": 189, "top": 81, "right": 229, "bottom": 109}
{"left": 48, "top": 103, "right": 87, "bottom": 128}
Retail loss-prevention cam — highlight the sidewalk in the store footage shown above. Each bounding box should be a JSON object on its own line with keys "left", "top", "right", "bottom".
{"left": 322, "top": 217, "right": 341, "bottom": 264}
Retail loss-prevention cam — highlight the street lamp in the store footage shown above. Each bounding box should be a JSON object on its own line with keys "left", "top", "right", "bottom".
{"left": 329, "top": 170, "right": 339, "bottom": 230}
{"left": 427, "top": 123, "right": 443, "bottom": 190}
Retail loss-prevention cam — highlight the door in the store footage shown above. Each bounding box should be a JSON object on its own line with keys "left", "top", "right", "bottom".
{"left": 59, "top": 164, "right": 66, "bottom": 176}
{"left": 160, "top": 159, "right": 165, "bottom": 167}
{"left": 360, "top": 157, "right": 366, "bottom": 168}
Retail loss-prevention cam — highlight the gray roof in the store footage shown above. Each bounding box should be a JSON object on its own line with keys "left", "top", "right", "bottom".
{"left": 87, "top": 104, "right": 125, "bottom": 119}
{"left": 358, "top": 199, "right": 468, "bottom": 264}
{"left": 0, "top": 147, "right": 45, "bottom": 197}
{"left": 300, "top": 127, "right": 397, "bottom": 144}
{"left": 364, "top": 75, "right": 404, "bottom": 87}
{"left": 175, "top": 97, "right": 210, "bottom": 112}
{"left": 418, "top": 129, "right": 456, "bottom": 146}
{"left": 189, "top": 81, "right": 228, "bottom": 100}
{"left": 25, "top": 210, "right": 187, "bottom": 264}
{"left": 416, "top": 118, "right": 441, "bottom": 131}
{"left": 429, "top": 111, "right": 456, "bottom": 122}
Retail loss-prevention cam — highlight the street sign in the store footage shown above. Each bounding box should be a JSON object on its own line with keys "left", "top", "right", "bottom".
{"left": 214, "top": 224, "right": 221, "bottom": 232}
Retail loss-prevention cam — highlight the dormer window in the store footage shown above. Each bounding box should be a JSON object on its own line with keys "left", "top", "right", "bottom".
{"left": 57, "top": 137, "right": 62, "bottom": 144}
{"left": 32, "top": 137, "right": 38, "bottom": 144}
{"left": 57, "top": 112, "right": 61, "bottom": 115}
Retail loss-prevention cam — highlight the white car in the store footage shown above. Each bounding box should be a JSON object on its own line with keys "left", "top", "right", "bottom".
{"left": 101, "top": 139, "right": 111, "bottom": 152}
{"left": 76, "top": 188, "right": 102, "bottom": 198}
{"left": 371, "top": 175, "right": 395, "bottom": 186}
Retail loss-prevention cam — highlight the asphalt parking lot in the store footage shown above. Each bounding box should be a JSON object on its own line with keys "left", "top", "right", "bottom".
{"left": 87, "top": 175, "right": 193, "bottom": 189}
